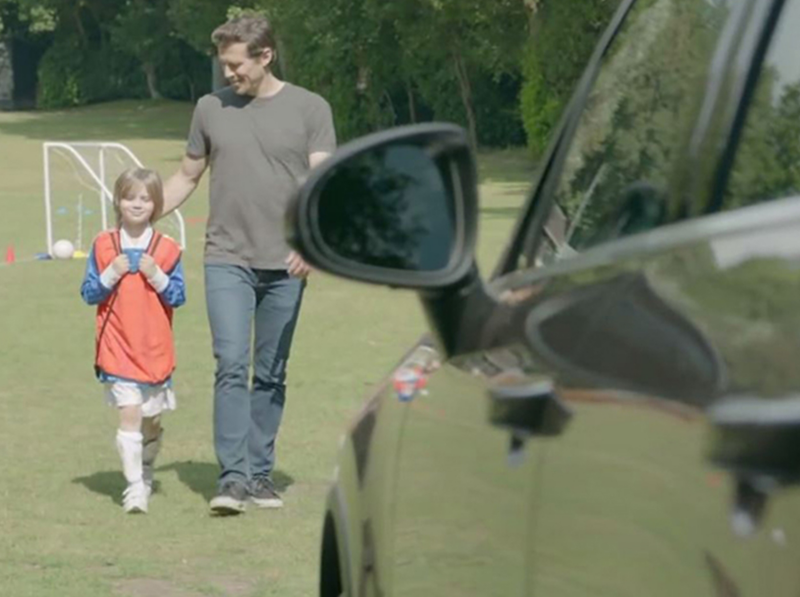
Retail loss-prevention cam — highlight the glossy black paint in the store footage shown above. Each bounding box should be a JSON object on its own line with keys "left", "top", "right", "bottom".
{"left": 288, "top": 0, "right": 800, "bottom": 594}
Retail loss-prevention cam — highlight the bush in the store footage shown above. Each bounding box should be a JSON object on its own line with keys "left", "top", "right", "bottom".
{"left": 37, "top": 32, "right": 209, "bottom": 109}
{"left": 412, "top": 70, "right": 525, "bottom": 148}
{"left": 37, "top": 37, "right": 147, "bottom": 109}
{"left": 520, "top": 47, "right": 563, "bottom": 156}
{"left": 472, "top": 73, "right": 526, "bottom": 148}
{"left": 155, "top": 41, "right": 212, "bottom": 102}
{"left": 36, "top": 37, "right": 84, "bottom": 108}
{"left": 520, "top": 0, "right": 618, "bottom": 156}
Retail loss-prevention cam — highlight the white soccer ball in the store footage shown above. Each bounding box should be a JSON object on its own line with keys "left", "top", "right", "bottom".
{"left": 52, "top": 239, "right": 75, "bottom": 260}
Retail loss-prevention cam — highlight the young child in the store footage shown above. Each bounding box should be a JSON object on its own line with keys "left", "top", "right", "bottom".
{"left": 81, "top": 168, "right": 186, "bottom": 514}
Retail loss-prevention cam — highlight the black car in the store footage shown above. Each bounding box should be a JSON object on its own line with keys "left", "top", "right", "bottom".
{"left": 289, "top": 0, "right": 800, "bottom": 594}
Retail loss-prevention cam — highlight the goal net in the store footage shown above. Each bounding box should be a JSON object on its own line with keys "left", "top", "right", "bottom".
{"left": 43, "top": 142, "right": 186, "bottom": 255}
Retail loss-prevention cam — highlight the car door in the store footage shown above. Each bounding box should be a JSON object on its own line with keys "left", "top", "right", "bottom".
{"left": 384, "top": 1, "right": 756, "bottom": 594}
{"left": 492, "top": 0, "right": 800, "bottom": 595}
{"left": 387, "top": 327, "right": 544, "bottom": 595}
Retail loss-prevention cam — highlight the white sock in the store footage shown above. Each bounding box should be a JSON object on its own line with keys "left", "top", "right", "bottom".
{"left": 116, "top": 429, "right": 144, "bottom": 485}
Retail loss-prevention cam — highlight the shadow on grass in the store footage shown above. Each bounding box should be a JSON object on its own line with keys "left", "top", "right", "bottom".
{"left": 158, "top": 461, "right": 296, "bottom": 501}
{"left": 72, "top": 463, "right": 296, "bottom": 503}
{"left": 72, "top": 471, "right": 126, "bottom": 505}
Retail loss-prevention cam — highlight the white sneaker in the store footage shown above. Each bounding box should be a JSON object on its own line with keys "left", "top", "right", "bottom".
{"left": 123, "top": 481, "right": 149, "bottom": 514}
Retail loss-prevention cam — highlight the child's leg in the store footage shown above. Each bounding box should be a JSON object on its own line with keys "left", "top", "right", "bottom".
{"left": 117, "top": 405, "right": 143, "bottom": 483}
{"left": 116, "top": 405, "right": 147, "bottom": 513}
{"left": 119, "top": 404, "right": 142, "bottom": 431}
{"left": 141, "top": 415, "right": 163, "bottom": 490}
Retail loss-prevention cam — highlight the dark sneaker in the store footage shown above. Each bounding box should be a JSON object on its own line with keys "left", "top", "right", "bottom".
{"left": 250, "top": 477, "right": 284, "bottom": 509}
{"left": 209, "top": 481, "right": 248, "bottom": 515}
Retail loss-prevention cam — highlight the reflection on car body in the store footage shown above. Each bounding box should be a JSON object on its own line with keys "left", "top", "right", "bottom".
{"left": 289, "top": 0, "right": 800, "bottom": 595}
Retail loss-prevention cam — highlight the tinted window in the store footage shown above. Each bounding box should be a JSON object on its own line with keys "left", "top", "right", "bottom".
{"left": 518, "top": 0, "right": 743, "bottom": 270}
{"left": 723, "top": 0, "right": 800, "bottom": 209}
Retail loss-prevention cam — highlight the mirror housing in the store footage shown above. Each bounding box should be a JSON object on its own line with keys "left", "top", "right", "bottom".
{"left": 287, "top": 123, "right": 479, "bottom": 290}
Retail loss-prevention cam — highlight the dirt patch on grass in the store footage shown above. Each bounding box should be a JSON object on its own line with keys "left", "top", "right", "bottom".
{"left": 206, "top": 576, "right": 256, "bottom": 596}
{"left": 114, "top": 579, "right": 203, "bottom": 597}
{"left": 115, "top": 576, "right": 257, "bottom": 597}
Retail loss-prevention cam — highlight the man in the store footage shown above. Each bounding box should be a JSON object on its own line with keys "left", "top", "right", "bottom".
{"left": 162, "top": 14, "right": 335, "bottom": 515}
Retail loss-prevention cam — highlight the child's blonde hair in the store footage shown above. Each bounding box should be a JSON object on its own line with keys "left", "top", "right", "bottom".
{"left": 113, "top": 168, "right": 164, "bottom": 225}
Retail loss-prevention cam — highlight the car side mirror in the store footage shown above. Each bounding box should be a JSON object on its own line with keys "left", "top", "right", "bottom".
{"left": 287, "top": 124, "right": 479, "bottom": 289}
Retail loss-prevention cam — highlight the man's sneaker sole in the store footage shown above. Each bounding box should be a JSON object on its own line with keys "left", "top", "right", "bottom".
{"left": 209, "top": 495, "right": 247, "bottom": 515}
{"left": 250, "top": 495, "right": 283, "bottom": 509}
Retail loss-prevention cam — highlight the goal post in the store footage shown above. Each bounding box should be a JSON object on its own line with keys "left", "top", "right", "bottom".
{"left": 42, "top": 142, "right": 187, "bottom": 255}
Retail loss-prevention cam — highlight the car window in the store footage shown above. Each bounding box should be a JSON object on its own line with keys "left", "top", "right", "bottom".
{"left": 722, "top": 0, "right": 800, "bottom": 210}
{"left": 517, "top": 0, "right": 745, "bottom": 271}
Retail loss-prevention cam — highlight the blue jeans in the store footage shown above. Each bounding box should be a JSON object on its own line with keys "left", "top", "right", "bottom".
{"left": 205, "top": 264, "right": 305, "bottom": 488}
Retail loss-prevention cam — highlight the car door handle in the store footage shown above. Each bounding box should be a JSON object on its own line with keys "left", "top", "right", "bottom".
{"left": 488, "top": 380, "right": 573, "bottom": 438}
{"left": 488, "top": 380, "right": 572, "bottom": 467}
{"left": 708, "top": 397, "right": 800, "bottom": 536}
{"left": 709, "top": 397, "right": 800, "bottom": 481}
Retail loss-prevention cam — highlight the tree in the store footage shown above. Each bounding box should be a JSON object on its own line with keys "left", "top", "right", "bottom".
{"left": 3, "top": 0, "right": 534, "bottom": 149}
{"left": 255, "top": 0, "right": 398, "bottom": 140}
{"left": 110, "top": 0, "right": 173, "bottom": 99}
{"left": 167, "top": 0, "right": 229, "bottom": 55}
{"left": 551, "top": 0, "right": 731, "bottom": 247}
{"left": 725, "top": 78, "right": 800, "bottom": 209}
{"left": 255, "top": 0, "right": 527, "bottom": 145}
{"left": 384, "top": 0, "right": 527, "bottom": 152}
{"left": 521, "top": 0, "right": 617, "bottom": 156}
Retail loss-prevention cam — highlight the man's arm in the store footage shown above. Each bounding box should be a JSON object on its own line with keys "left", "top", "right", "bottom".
{"left": 161, "top": 154, "right": 208, "bottom": 218}
{"left": 286, "top": 151, "right": 332, "bottom": 278}
{"left": 309, "top": 151, "right": 331, "bottom": 170}
{"left": 289, "top": 93, "right": 334, "bottom": 278}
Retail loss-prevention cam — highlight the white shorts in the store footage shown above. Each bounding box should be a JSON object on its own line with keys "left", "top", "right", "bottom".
{"left": 104, "top": 381, "right": 177, "bottom": 418}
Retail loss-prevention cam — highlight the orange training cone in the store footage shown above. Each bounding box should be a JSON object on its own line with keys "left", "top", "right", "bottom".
{"left": 5, "top": 245, "right": 15, "bottom": 264}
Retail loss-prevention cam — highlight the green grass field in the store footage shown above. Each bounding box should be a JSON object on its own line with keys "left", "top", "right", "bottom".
{"left": 0, "top": 100, "right": 532, "bottom": 597}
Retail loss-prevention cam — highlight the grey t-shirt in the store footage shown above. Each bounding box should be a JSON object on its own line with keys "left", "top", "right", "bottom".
{"left": 186, "top": 83, "right": 336, "bottom": 269}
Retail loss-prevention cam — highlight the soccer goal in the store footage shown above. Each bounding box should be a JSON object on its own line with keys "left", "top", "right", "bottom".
{"left": 42, "top": 142, "right": 187, "bottom": 255}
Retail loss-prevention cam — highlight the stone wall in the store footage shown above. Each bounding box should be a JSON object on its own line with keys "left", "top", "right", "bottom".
{"left": 0, "top": 41, "right": 12, "bottom": 110}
